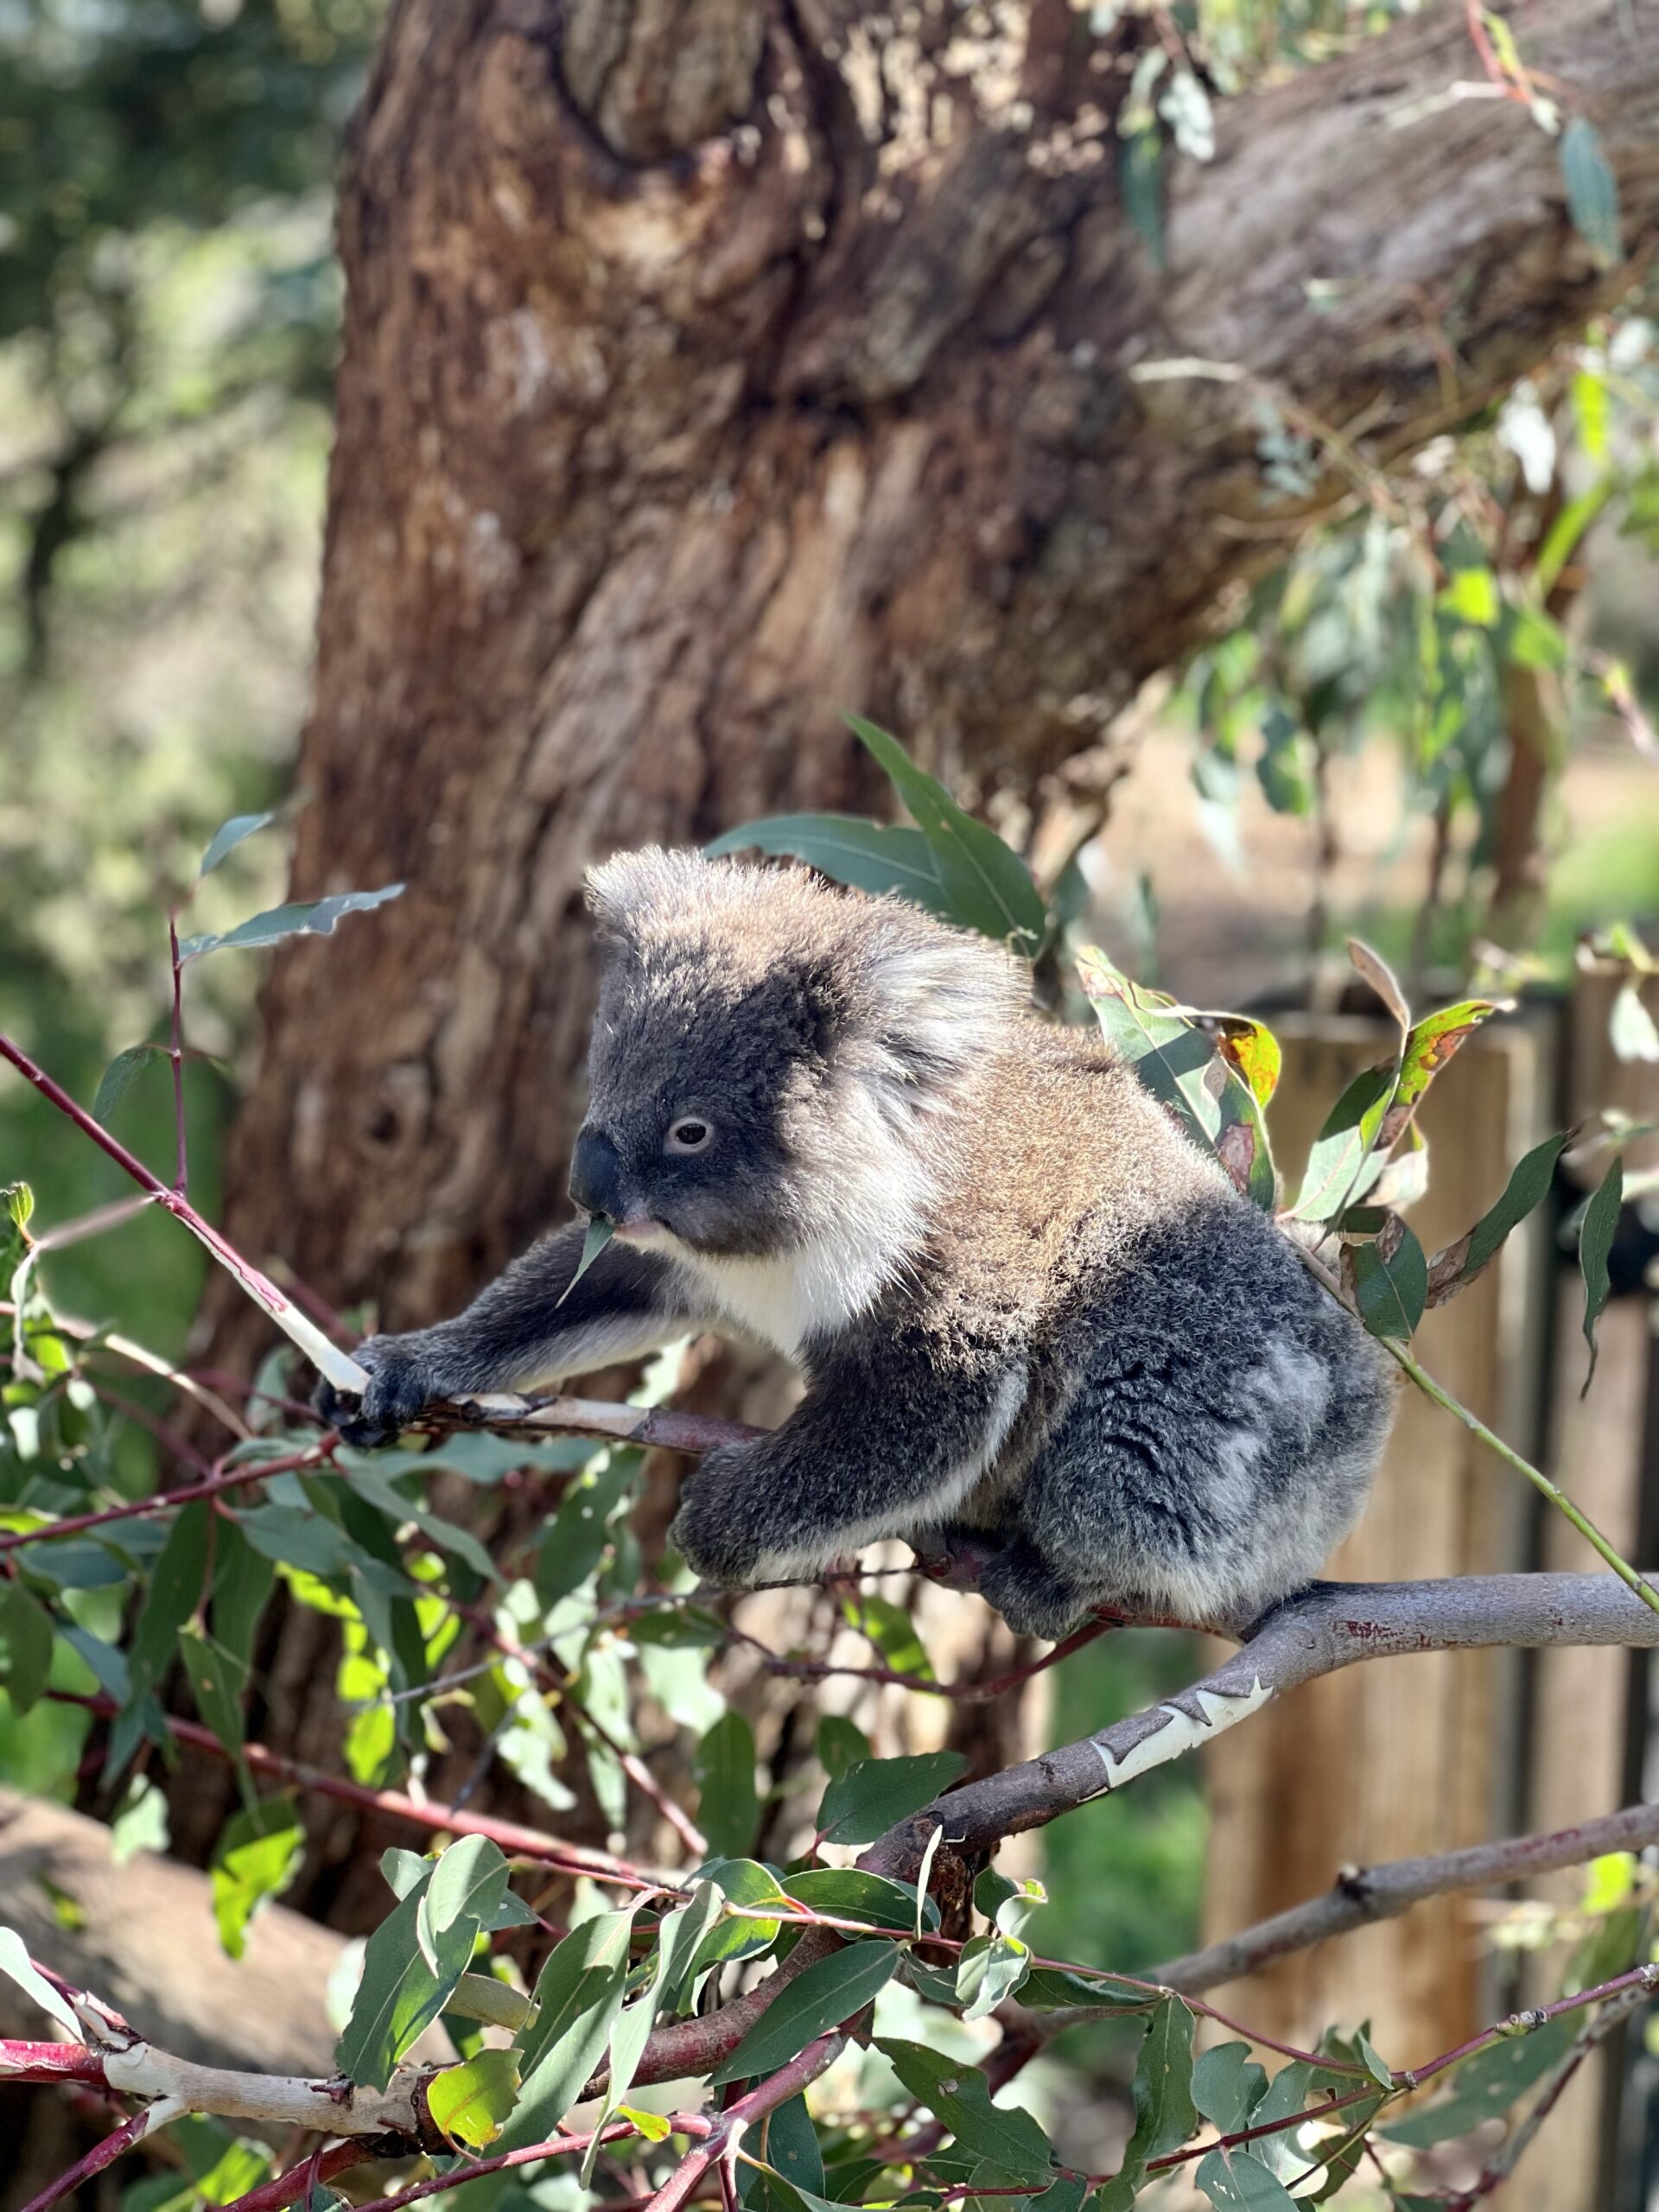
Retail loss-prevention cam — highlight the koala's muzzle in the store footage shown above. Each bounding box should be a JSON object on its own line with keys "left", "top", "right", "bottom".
{"left": 569, "top": 1125, "right": 625, "bottom": 1221}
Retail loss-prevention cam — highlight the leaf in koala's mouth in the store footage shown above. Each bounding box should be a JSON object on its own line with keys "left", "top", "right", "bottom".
{"left": 556, "top": 1215, "right": 614, "bottom": 1306}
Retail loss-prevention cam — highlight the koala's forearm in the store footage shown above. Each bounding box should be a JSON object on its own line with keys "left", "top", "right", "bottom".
{"left": 670, "top": 1346, "right": 1022, "bottom": 1585}
{"left": 413, "top": 1225, "right": 707, "bottom": 1394}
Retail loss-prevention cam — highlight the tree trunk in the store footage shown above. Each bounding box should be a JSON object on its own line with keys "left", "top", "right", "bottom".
{"left": 183, "top": 0, "right": 1659, "bottom": 1888}
{"left": 208, "top": 0, "right": 1658, "bottom": 1345}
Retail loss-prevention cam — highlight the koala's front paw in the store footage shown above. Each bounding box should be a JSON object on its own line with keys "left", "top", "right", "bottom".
{"left": 314, "top": 1332, "right": 445, "bottom": 1448}
{"left": 669, "top": 1449, "right": 762, "bottom": 1590}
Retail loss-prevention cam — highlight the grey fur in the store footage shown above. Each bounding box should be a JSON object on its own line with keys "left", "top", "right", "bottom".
{"left": 318, "top": 851, "right": 1395, "bottom": 1637}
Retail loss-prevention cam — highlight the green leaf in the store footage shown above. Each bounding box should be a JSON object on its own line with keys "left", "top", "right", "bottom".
{"left": 817, "top": 1750, "right": 965, "bottom": 1846}
{"left": 1192, "top": 2042, "right": 1268, "bottom": 2133}
{"left": 426, "top": 2049, "right": 521, "bottom": 2149}
{"left": 1438, "top": 567, "right": 1499, "bottom": 627}
{"left": 816, "top": 1714, "right": 869, "bottom": 1783}
{"left": 696, "top": 1709, "right": 760, "bottom": 1859}
{"left": 129, "top": 1503, "right": 211, "bottom": 1702}
{"left": 839, "top": 1589, "right": 932, "bottom": 1681}
{"left": 0, "top": 1925, "right": 83, "bottom": 2037}
{"left": 743, "top": 2093, "right": 825, "bottom": 2209}
{"left": 1351, "top": 1225, "right": 1427, "bottom": 1341}
{"left": 178, "top": 1621, "right": 250, "bottom": 1760}
{"left": 847, "top": 716, "right": 1046, "bottom": 958}
{"left": 1428, "top": 1130, "right": 1568, "bottom": 1301}
{"left": 1194, "top": 2148, "right": 1298, "bottom": 2210}
{"left": 92, "top": 1044, "right": 166, "bottom": 1126}
{"left": 0, "top": 1580, "right": 54, "bottom": 1715}
{"left": 338, "top": 1461, "right": 497, "bottom": 1582}
{"left": 1382, "top": 2014, "right": 1576, "bottom": 2147}
{"left": 556, "top": 1214, "right": 614, "bottom": 1305}
{"left": 712, "top": 1942, "right": 899, "bottom": 2087}
{"left": 211, "top": 1799, "right": 306, "bottom": 1959}
{"left": 180, "top": 883, "right": 404, "bottom": 959}
{"left": 781, "top": 1869, "right": 938, "bottom": 1934}
{"left": 1579, "top": 1154, "right": 1624, "bottom": 1393}
{"left": 336, "top": 1836, "right": 511, "bottom": 2088}
{"left": 1120, "top": 129, "right": 1166, "bottom": 267}
{"left": 706, "top": 817, "right": 954, "bottom": 919}
{"left": 874, "top": 2037, "right": 1054, "bottom": 2183}
{"left": 4, "top": 1182, "right": 35, "bottom": 1233}
{"left": 1560, "top": 117, "right": 1623, "bottom": 269}
{"left": 501, "top": 1909, "right": 636, "bottom": 2145}
{"left": 1123, "top": 1996, "right": 1199, "bottom": 2162}
{"left": 199, "top": 812, "right": 276, "bottom": 876}
{"left": 1213, "top": 1018, "right": 1281, "bottom": 1109}
{"left": 533, "top": 1456, "right": 635, "bottom": 1606}
{"left": 618, "top": 2103, "right": 673, "bottom": 2144}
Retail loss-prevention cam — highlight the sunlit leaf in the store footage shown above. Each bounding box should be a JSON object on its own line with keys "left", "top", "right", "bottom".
{"left": 0, "top": 1925, "right": 83, "bottom": 2037}
{"left": 500, "top": 1909, "right": 635, "bottom": 2145}
{"left": 426, "top": 2049, "right": 520, "bottom": 2149}
{"left": 211, "top": 1799, "right": 305, "bottom": 1959}
{"left": 781, "top": 1868, "right": 938, "bottom": 1934}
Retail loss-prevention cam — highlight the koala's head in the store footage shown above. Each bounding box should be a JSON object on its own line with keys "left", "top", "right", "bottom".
{"left": 571, "top": 849, "right": 1022, "bottom": 1259}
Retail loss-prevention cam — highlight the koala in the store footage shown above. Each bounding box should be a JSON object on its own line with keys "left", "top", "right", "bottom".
{"left": 317, "top": 850, "right": 1395, "bottom": 1639}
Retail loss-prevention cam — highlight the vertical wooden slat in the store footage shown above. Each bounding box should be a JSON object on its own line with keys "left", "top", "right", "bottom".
{"left": 1201, "top": 1014, "right": 1552, "bottom": 2063}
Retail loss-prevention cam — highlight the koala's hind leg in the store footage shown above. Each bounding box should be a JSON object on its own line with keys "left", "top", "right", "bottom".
{"left": 977, "top": 1534, "right": 1092, "bottom": 1641}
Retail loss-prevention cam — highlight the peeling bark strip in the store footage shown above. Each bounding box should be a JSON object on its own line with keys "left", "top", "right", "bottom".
{"left": 211, "top": 0, "right": 1659, "bottom": 1360}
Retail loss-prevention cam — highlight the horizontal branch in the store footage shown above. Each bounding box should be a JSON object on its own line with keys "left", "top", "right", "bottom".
{"left": 863, "top": 1573, "right": 1659, "bottom": 1878}
{"left": 1154, "top": 1798, "right": 1659, "bottom": 1996}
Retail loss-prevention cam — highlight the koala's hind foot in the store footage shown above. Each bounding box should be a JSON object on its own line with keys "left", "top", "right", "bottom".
{"left": 978, "top": 1535, "right": 1091, "bottom": 1642}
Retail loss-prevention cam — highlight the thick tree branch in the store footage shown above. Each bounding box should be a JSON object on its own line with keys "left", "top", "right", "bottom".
{"left": 864, "top": 1573, "right": 1659, "bottom": 1878}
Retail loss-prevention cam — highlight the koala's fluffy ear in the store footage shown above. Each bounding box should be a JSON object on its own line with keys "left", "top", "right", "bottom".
{"left": 585, "top": 848, "right": 689, "bottom": 953}
{"left": 850, "top": 911, "right": 1026, "bottom": 1092}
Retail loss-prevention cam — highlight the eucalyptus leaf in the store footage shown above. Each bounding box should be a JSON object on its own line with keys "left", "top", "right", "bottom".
{"left": 199, "top": 811, "right": 276, "bottom": 876}
{"left": 707, "top": 816, "right": 953, "bottom": 918}
{"left": 181, "top": 883, "right": 404, "bottom": 960}
{"left": 817, "top": 1750, "right": 965, "bottom": 1845}
{"left": 711, "top": 1943, "right": 899, "bottom": 2086}
{"left": 1579, "top": 1154, "right": 1624, "bottom": 1393}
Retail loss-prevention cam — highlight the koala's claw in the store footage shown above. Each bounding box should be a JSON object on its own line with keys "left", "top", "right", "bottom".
{"left": 313, "top": 1336, "right": 439, "bottom": 1448}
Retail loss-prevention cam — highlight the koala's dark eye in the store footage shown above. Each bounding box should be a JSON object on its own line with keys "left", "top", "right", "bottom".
{"left": 665, "top": 1117, "right": 714, "bottom": 1155}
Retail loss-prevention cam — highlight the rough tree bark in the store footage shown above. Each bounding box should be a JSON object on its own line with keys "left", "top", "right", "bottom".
{"left": 212, "top": 0, "right": 1659, "bottom": 1341}
{"left": 181, "top": 0, "right": 1659, "bottom": 1885}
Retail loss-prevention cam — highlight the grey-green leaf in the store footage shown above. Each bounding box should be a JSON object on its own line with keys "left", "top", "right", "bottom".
{"left": 1579, "top": 1154, "right": 1624, "bottom": 1393}
{"left": 181, "top": 883, "right": 404, "bottom": 960}
{"left": 696, "top": 1710, "right": 760, "bottom": 1860}
{"left": 0, "top": 1580, "right": 54, "bottom": 1716}
{"left": 706, "top": 817, "right": 953, "bottom": 918}
{"left": 874, "top": 2037, "right": 1054, "bottom": 2183}
{"left": 1124, "top": 1995, "right": 1199, "bottom": 2162}
{"left": 502, "top": 1909, "right": 635, "bottom": 2145}
{"left": 817, "top": 1750, "right": 966, "bottom": 1845}
{"left": 1560, "top": 117, "right": 1623, "bottom": 270}
{"left": 1195, "top": 2148, "right": 1299, "bottom": 2211}
{"left": 92, "top": 1044, "right": 165, "bottom": 1126}
{"left": 556, "top": 1214, "right": 614, "bottom": 1307}
{"left": 1382, "top": 2014, "right": 1575, "bottom": 2147}
{"left": 1192, "top": 2041, "right": 1268, "bottom": 2134}
{"left": 710, "top": 1942, "right": 899, "bottom": 2087}
{"left": 199, "top": 811, "right": 276, "bottom": 876}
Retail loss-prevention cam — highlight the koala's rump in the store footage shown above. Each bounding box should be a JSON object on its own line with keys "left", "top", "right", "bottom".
{"left": 1003, "top": 1188, "right": 1395, "bottom": 1622}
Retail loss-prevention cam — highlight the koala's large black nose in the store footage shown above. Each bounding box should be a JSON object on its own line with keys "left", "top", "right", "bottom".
{"left": 569, "top": 1126, "right": 624, "bottom": 1221}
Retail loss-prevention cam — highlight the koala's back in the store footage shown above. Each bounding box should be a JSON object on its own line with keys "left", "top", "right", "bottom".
{"left": 926, "top": 1022, "right": 1395, "bottom": 1628}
